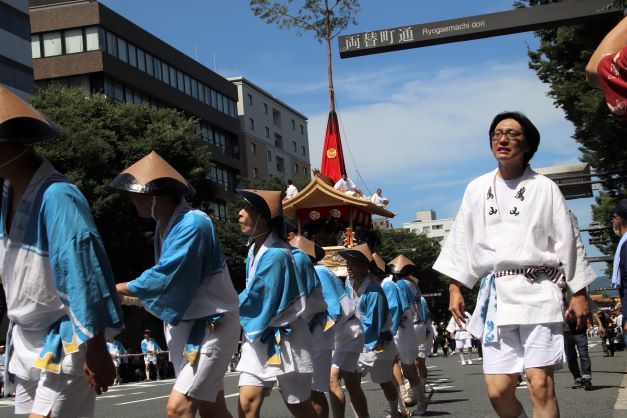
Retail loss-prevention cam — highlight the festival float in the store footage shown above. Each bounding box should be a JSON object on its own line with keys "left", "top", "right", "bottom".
{"left": 284, "top": 110, "right": 395, "bottom": 277}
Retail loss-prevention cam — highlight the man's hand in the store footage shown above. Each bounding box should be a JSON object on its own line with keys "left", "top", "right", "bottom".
{"left": 598, "top": 325, "right": 606, "bottom": 338}
{"left": 448, "top": 280, "right": 467, "bottom": 327}
{"left": 84, "top": 333, "right": 116, "bottom": 395}
{"left": 567, "top": 291, "right": 590, "bottom": 332}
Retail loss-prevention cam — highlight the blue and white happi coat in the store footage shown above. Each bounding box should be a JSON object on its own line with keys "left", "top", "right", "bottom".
{"left": 312, "top": 264, "right": 350, "bottom": 351}
{"left": 383, "top": 276, "right": 419, "bottom": 357}
{"left": 0, "top": 160, "right": 123, "bottom": 382}
{"left": 291, "top": 248, "right": 327, "bottom": 328}
{"left": 128, "top": 199, "right": 239, "bottom": 367}
{"left": 237, "top": 232, "right": 313, "bottom": 379}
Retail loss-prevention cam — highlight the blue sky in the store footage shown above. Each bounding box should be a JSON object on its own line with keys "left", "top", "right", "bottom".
{"left": 100, "top": 0, "right": 610, "bottom": 280}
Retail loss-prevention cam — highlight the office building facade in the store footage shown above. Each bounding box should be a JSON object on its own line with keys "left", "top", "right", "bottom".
{"left": 230, "top": 77, "right": 310, "bottom": 181}
{"left": 1, "top": 0, "right": 34, "bottom": 97}
{"left": 29, "top": 0, "right": 241, "bottom": 220}
{"left": 403, "top": 210, "right": 454, "bottom": 244}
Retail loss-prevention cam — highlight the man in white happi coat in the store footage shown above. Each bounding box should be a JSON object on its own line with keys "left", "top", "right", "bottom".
{"left": 333, "top": 173, "right": 360, "bottom": 196}
{"left": 434, "top": 111, "right": 592, "bottom": 418}
{"left": 0, "top": 87, "right": 123, "bottom": 417}
{"left": 370, "top": 188, "right": 389, "bottom": 207}
{"left": 236, "top": 190, "right": 316, "bottom": 418}
{"left": 446, "top": 313, "right": 474, "bottom": 365}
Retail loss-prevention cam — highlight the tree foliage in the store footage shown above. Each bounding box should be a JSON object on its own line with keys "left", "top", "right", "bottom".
{"left": 31, "top": 85, "right": 216, "bottom": 281}
{"left": 517, "top": 0, "right": 627, "bottom": 272}
{"left": 250, "top": 0, "right": 359, "bottom": 42}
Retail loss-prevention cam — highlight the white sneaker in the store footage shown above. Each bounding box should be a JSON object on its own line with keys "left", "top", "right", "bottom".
{"left": 461, "top": 360, "right": 467, "bottom": 366}
{"left": 467, "top": 359, "right": 473, "bottom": 365}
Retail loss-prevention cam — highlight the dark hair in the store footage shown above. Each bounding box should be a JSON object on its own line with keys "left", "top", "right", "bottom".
{"left": 488, "top": 111, "right": 540, "bottom": 165}
{"left": 287, "top": 179, "right": 293, "bottom": 185}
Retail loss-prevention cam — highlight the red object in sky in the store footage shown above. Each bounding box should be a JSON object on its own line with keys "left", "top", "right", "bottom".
{"left": 320, "top": 110, "right": 346, "bottom": 183}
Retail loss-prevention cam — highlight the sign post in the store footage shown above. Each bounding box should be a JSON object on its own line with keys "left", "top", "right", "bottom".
{"left": 339, "top": 0, "right": 624, "bottom": 58}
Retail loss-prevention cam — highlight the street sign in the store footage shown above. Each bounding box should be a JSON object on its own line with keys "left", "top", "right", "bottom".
{"left": 339, "top": 0, "right": 624, "bottom": 58}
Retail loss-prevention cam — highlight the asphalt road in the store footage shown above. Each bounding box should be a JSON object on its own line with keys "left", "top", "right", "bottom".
{"left": 0, "top": 338, "right": 624, "bottom": 417}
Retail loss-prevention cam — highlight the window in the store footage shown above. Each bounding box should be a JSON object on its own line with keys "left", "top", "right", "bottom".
{"left": 300, "top": 124, "right": 304, "bottom": 134}
{"left": 210, "top": 90, "right": 217, "bottom": 108}
{"left": 250, "top": 142, "right": 256, "bottom": 154}
{"left": 252, "top": 167, "right": 258, "bottom": 179}
{"left": 294, "top": 163, "right": 299, "bottom": 174}
{"left": 276, "top": 156, "right": 285, "bottom": 173}
{"left": 31, "top": 34, "right": 41, "bottom": 59}
{"left": 291, "top": 119, "right": 295, "bottom": 130}
{"left": 274, "top": 134, "right": 283, "bottom": 149}
{"left": 263, "top": 103, "right": 268, "bottom": 114}
{"left": 292, "top": 141, "right": 297, "bottom": 152}
{"left": 154, "top": 57, "right": 162, "bottom": 80}
{"left": 128, "top": 43, "right": 137, "bottom": 67}
{"left": 222, "top": 96, "right": 229, "bottom": 114}
{"left": 137, "top": 48, "right": 145, "bottom": 71}
{"left": 117, "top": 37, "right": 128, "bottom": 62}
{"left": 303, "top": 167, "right": 308, "bottom": 176}
{"left": 203, "top": 85, "right": 211, "bottom": 105}
{"left": 432, "top": 224, "right": 443, "bottom": 230}
{"left": 217, "top": 93, "right": 223, "bottom": 112}
{"left": 422, "top": 226, "right": 431, "bottom": 233}
{"left": 177, "top": 71, "right": 184, "bottom": 92}
{"left": 191, "top": 79, "right": 198, "bottom": 100}
{"left": 273, "top": 109, "right": 281, "bottom": 127}
{"left": 145, "top": 53, "right": 154, "bottom": 76}
{"left": 161, "top": 61, "right": 169, "bottom": 84}
{"left": 267, "top": 150, "right": 272, "bottom": 162}
{"left": 198, "top": 82, "right": 205, "bottom": 103}
{"left": 43, "top": 31, "right": 62, "bottom": 57}
{"left": 230, "top": 100, "right": 237, "bottom": 117}
{"left": 247, "top": 93, "right": 253, "bottom": 106}
{"left": 301, "top": 145, "right": 306, "bottom": 156}
{"left": 169, "top": 66, "right": 177, "bottom": 88}
{"left": 85, "top": 27, "right": 100, "bottom": 51}
{"left": 64, "top": 28, "right": 83, "bottom": 54}
{"left": 265, "top": 127, "right": 270, "bottom": 138}
{"left": 184, "top": 74, "right": 191, "bottom": 95}
{"left": 106, "top": 31, "right": 117, "bottom": 56}
{"left": 248, "top": 118, "right": 255, "bottom": 130}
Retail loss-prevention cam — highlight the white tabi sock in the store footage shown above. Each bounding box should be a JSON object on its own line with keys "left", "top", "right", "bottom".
{"left": 459, "top": 352, "right": 466, "bottom": 363}
{"left": 390, "top": 388, "right": 408, "bottom": 415}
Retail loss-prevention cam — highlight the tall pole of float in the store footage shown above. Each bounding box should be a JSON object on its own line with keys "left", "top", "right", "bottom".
{"left": 325, "top": 0, "right": 335, "bottom": 112}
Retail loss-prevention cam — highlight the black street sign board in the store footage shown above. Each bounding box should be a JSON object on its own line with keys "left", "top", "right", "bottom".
{"left": 339, "top": 0, "right": 624, "bottom": 58}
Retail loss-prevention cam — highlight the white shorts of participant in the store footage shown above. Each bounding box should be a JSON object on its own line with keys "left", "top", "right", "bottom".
{"left": 15, "top": 373, "right": 95, "bottom": 417}
{"left": 173, "top": 350, "right": 232, "bottom": 402}
{"left": 455, "top": 338, "right": 472, "bottom": 350}
{"left": 144, "top": 354, "right": 157, "bottom": 365}
{"left": 357, "top": 355, "right": 394, "bottom": 384}
{"left": 420, "top": 336, "right": 434, "bottom": 358}
{"left": 483, "top": 323, "right": 564, "bottom": 375}
{"left": 312, "top": 349, "right": 332, "bottom": 393}
{"left": 239, "top": 371, "right": 312, "bottom": 404}
{"left": 331, "top": 351, "right": 360, "bottom": 373}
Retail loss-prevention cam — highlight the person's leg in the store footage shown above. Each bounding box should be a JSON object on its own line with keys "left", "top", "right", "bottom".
{"left": 277, "top": 372, "right": 317, "bottom": 418}
{"left": 328, "top": 366, "right": 346, "bottom": 418}
{"left": 238, "top": 385, "right": 267, "bottom": 418}
{"left": 145, "top": 362, "right": 151, "bottom": 380}
{"left": 484, "top": 374, "right": 525, "bottom": 417}
{"left": 393, "top": 361, "right": 414, "bottom": 406}
{"left": 525, "top": 367, "right": 559, "bottom": 418}
{"left": 343, "top": 371, "right": 368, "bottom": 418}
{"left": 166, "top": 389, "right": 197, "bottom": 418}
{"left": 195, "top": 391, "right": 232, "bottom": 418}
{"left": 574, "top": 333, "right": 592, "bottom": 389}
{"left": 563, "top": 331, "right": 581, "bottom": 385}
{"left": 310, "top": 391, "right": 329, "bottom": 418}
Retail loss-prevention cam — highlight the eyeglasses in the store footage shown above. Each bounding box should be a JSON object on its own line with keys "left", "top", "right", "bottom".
{"left": 491, "top": 129, "right": 524, "bottom": 141}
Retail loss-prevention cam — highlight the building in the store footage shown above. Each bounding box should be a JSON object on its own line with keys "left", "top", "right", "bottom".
{"left": 403, "top": 210, "right": 454, "bottom": 244}
{"left": 372, "top": 217, "right": 392, "bottom": 230}
{"left": 1, "top": 0, "right": 34, "bottom": 97}
{"left": 28, "top": 0, "right": 241, "bottom": 220}
{"left": 230, "top": 76, "right": 310, "bottom": 181}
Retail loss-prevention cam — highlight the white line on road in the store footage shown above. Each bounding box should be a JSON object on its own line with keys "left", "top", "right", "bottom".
{"left": 432, "top": 385, "right": 454, "bottom": 390}
{"left": 614, "top": 364, "right": 627, "bottom": 410}
{"left": 115, "top": 395, "right": 170, "bottom": 405}
{"left": 224, "top": 380, "right": 371, "bottom": 399}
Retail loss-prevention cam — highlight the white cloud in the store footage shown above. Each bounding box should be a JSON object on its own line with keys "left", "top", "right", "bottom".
{"left": 307, "top": 61, "right": 577, "bottom": 183}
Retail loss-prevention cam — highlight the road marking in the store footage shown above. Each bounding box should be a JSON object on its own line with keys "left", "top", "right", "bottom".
{"left": 224, "top": 380, "right": 371, "bottom": 400}
{"left": 431, "top": 385, "right": 454, "bottom": 390}
{"left": 614, "top": 364, "right": 627, "bottom": 410}
{"left": 115, "top": 395, "right": 170, "bottom": 405}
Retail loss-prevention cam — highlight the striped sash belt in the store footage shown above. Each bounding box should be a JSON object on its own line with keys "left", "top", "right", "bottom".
{"left": 493, "top": 266, "right": 564, "bottom": 284}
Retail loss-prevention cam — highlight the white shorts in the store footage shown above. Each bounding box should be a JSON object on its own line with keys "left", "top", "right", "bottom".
{"left": 420, "top": 336, "right": 433, "bottom": 358}
{"left": 239, "top": 371, "right": 312, "bottom": 404}
{"left": 455, "top": 338, "right": 472, "bottom": 350}
{"left": 358, "top": 356, "right": 394, "bottom": 384}
{"left": 144, "top": 355, "right": 157, "bottom": 365}
{"left": 15, "top": 373, "right": 95, "bottom": 417}
{"left": 312, "top": 349, "right": 332, "bottom": 393}
{"left": 331, "top": 351, "right": 360, "bottom": 373}
{"left": 482, "top": 323, "right": 564, "bottom": 375}
{"left": 173, "top": 350, "right": 230, "bottom": 402}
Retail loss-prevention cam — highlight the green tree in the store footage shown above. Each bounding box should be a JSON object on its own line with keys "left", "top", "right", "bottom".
{"left": 517, "top": 0, "right": 627, "bottom": 273}
{"left": 250, "top": 0, "right": 360, "bottom": 111}
{"left": 31, "top": 85, "right": 216, "bottom": 281}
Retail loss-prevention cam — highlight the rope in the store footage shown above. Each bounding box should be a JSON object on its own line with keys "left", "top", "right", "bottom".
{"left": 334, "top": 99, "right": 373, "bottom": 197}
